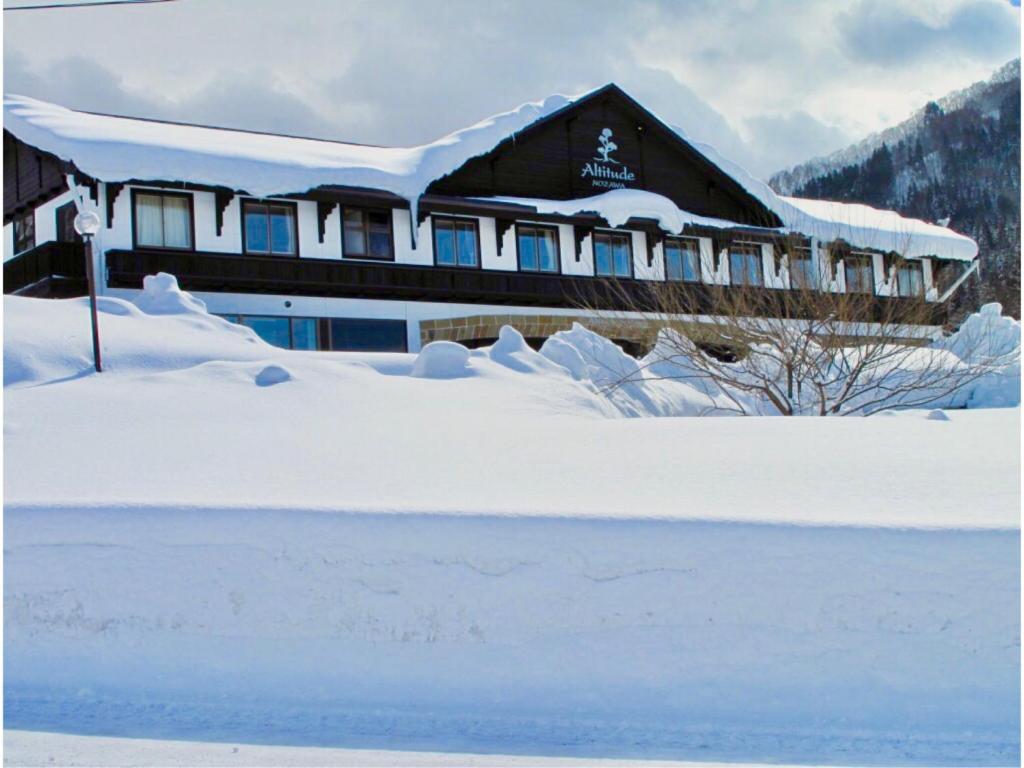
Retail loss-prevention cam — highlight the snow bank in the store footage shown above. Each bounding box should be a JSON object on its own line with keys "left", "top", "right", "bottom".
{"left": 3, "top": 288, "right": 1020, "bottom": 764}
{"left": 132, "top": 271, "right": 209, "bottom": 315}
{"left": 411, "top": 341, "right": 472, "bottom": 379}
{"left": 3, "top": 280, "right": 266, "bottom": 388}
{"left": 936, "top": 303, "right": 1021, "bottom": 408}
{"left": 5, "top": 506, "right": 1019, "bottom": 765}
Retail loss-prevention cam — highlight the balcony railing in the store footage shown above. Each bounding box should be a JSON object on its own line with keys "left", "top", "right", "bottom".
{"left": 102, "top": 248, "right": 947, "bottom": 325}
{"left": 4, "top": 240, "right": 87, "bottom": 297}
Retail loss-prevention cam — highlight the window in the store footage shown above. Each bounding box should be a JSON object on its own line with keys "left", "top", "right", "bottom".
{"left": 433, "top": 217, "right": 479, "bottom": 268}
{"left": 789, "top": 248, "right": 816, "bottom": 290}
{"left": 516, "top": 224, "right": 559, "bottom": 273}
{"left": 13, "top": 210, "right": 35, "bottom": 254}
{"left": 593, "top": 231, "right": 632, "bottom": 278}
{"left": 897, "top": 260, "right": 924, "bottom": 298}
{"left": 343, "top": 208, "right": 393, "bottom": 260}
{"left": 243, "top": 200, "right": 297, "bottom": 256}
{"left": 844, "top": 254, "right": 874, "bottom": 294}
{"left": 55, "top": 202, "right": 81, "bottom": 243}
{"left": 729, "top": 244, "right": 763, "bottom": 286}
{"left": 220, "top": 314, "right": 319, "bottom": 350}
{"left": 328, "top": 318, "right": 407, "bottom": 352}
{"left": 664, "top": 238, "right": 701, "bottom": 282}
{"left": 134, "top": 191, "right": 193, "bottom": 249}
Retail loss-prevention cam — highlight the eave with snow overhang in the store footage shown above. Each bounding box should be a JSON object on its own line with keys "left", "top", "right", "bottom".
{"left": 2, "top": 85, "right": 978, "bottom": 352}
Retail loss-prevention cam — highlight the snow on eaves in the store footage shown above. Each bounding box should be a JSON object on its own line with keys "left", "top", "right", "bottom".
{"left": 2, "top": 92, "right": 574, "bottom": 205}
{"left": 666, "top": 126, "right": 978, "bottom": 262}
{"left": 4, "top": 90, "right": 978, "bottom": 261}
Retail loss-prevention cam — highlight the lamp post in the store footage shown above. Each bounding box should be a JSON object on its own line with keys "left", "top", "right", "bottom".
{"left": 74, "top": 210, "right": 103, "bottom": 373}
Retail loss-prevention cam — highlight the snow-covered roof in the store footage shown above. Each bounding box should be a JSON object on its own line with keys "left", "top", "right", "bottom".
{"left": 3, "top": 90, "right": 978, "bottom": 262}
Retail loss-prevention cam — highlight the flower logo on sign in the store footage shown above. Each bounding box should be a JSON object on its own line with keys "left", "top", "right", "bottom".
{"left": 595, "top": 128, "right": 618, "bottom": 164}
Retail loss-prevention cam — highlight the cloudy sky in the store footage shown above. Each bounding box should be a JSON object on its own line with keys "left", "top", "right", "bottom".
{"left": 3, "top": 0, "right": 1020, "bottom": 177}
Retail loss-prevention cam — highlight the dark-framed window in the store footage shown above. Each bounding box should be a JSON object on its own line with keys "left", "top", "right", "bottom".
{"left": 55, "top": 201, "right": 82, "bottom": 243}
{"left": 342, "top": 207, "right": 394, "bottom": 261}
{"left": 844, "top": 254, "right": 875, "bottom": 294}
{"left": 516, "top": 223, "right": 559, "bottom": 273}
{"left": 729, "top": 243, "right": 763, "bottom": 286}
{"left": 593, "top": 230, "right": 633, "bottom": 278}
{"left": 13, "top": 210, "right": 35, "bottom": 254}
{"left": 327, "top": 317, "right": 408, "bottom": 352}
{"left": 243, "top": 199, "right": 298, "bottom": 256}
{"left": 132, "top": 189, "right": 194, "bottom": 250}
{"left": 219, "top": 314, "right": 318, "bottom": 350}
{"left": 433, "top": 216, "right": 480, "bottom": 268}
{"left": 789, "top": 248, "right": 816, "bottom": 290}
{"left": 896, "top": 260, "right": 924, "bottom": 298}
{"left": 664, "top": 237, "right": 701, "bottom": 282}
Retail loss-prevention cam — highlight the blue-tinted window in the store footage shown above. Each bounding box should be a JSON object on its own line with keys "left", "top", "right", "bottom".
{"left": 897, "top": 261, "right": 924, "bottom": 297}
{"left": 517, "top": 225, "right": 558, "bottom": 273}
{"left": 729, "top": 245, "right": 763, "bottom": 286}
{"left": 343, "top": 208, "right": 393, "bottom": 260}
{"left": 241, "top": 316, "right": 292, "bottom": 348}
{"left": 433, "top": 217, "right": 478, "bottom": 268}
{"left": 220, "top": 314, "right": 319, "bottom": 350}
{"left": 593, "top": 231, "right": 631, "bottom": 277}
{"left": 291, "top": 318, "right": 319, "bottom": 350}
{"left": 329, "top": 318, "right": 407, "bottom": 352}
{"left": 244, "top": 201, "right": 296, "bottom": 255}
{"left": 665, "top": 238, "right": 700, "bottom": 282}
{"left": 789, "top": 250, "right": 816, "bottom": 290}
{"left": 845, "top": 255, "right": 874, "bottom": 294}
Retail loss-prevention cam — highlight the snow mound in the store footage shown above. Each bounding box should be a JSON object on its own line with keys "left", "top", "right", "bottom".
{"left": 4, "top": 291, "right": 265, "bottom": 387}
{"left": 935, "top": 303, "right": 1021, "bottom": 409}
{"left": 487, "top": 325, "right": 569, "bottom": 376}
{"left": 411, "top": 341, "right": 472, "bottom": 379}
{"left": 254, "top": 365, "right": 292, "bottom": 387}
{"left": 541, "top": 322, "right": 640, "bottom": 389}
{"left": 927, "top": 409, "right": 951, "bottom": 421}
{"left": 539, "top": 323, "right": 733, "bottom": 417}
{"left": 133, "top": 273, "right": 208, "bottom": 315}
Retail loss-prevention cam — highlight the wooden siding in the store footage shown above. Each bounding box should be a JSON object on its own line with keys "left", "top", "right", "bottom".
{"left": 3, "top": 240, "right": 87, "bottom": 296}
{"left": 3, "top": 131, "right": 69, "bottom": 223}
{"left": 99, "top": 247, "right": 948, "bottom": 324}
{"left": 428, "top": 85, "right": 781, "bottom": 228}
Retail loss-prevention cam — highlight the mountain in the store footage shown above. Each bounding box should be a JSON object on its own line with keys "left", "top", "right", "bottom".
{"left": 770, "top": 60, "right": 1021, "bottom": 320}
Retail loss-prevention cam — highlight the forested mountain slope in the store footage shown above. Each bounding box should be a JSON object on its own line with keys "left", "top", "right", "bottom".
{"left": 771, "top": 60, "right": 1020, "bottom": 319}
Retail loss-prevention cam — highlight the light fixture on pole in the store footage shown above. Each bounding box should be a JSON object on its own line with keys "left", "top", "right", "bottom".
{"left": 74, "top": 210, "right": 103, "bottom": 373}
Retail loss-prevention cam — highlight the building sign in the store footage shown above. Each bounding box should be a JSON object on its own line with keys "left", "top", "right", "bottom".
{"left": 579, "top": 128, "right": 637, "bottom": 190}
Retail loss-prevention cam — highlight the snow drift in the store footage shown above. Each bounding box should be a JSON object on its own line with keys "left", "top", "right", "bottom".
{"left": 3, "top": 280, "right": 1020, "bottom": 764}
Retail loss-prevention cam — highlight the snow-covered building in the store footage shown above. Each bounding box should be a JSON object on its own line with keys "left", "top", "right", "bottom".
{"left": 3, "top": 85, "right": 979, "bottom": 352}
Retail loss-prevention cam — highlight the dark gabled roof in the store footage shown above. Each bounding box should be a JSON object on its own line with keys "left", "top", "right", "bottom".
{"left": 429, "top": 82, "right": 784, "bottom": 228}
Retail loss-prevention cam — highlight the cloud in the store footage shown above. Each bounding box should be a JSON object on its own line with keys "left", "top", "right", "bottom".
{"left": 838, "top": 0, "right": 1020, "bottom": 66}
{"left": 745, "top": 112, "right": 855, "bottom": 175}
{"left": 3, "top": 0, "right": 1018, "bottom": 184}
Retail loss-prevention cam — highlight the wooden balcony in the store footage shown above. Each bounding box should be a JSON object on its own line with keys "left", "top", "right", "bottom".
{"left": 104, "top": 248, "right": 662, "bottom": 310}
{"left": 3, "top": 240, "right": 88, "bottom": 297}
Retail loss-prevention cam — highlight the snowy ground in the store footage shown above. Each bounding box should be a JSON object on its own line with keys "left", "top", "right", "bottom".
{"left": 3, "top": 730, "right": 804, "bottom": 768}
{"left": 3, "top": 283, "right": 1021, "bottom": 766}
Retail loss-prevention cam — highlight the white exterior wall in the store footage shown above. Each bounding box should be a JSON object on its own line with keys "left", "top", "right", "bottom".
{"left": 633, "top": 231, "right": 659, "bottom": 280}
{"left": 923, "top": 258, "right": 938, "bottom": 301}
{"left": 562, "top": 226, "right": 594, "bottom": 276}
{"left": 8, "top": 181, "right": 946, "bottom": 309}
{"left": 761, "top": 243, "right": 787, "bottom": 289}
{"left": 3, "top": 222, "right": 15, "bottom": 263}
{"left": 872, "top": 253, "right": 894, "bottom": 297}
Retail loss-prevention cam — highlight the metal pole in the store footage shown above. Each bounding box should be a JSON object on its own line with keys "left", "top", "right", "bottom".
{"left": 83, "top": 235, "right": 103, "bottom": 372}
